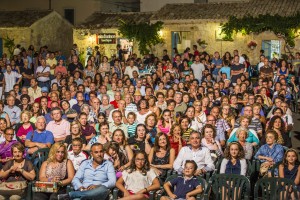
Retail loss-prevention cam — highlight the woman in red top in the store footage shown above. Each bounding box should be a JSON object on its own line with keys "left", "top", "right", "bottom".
{"left": 168, "top": 124, "right": 186, "bottom": 156}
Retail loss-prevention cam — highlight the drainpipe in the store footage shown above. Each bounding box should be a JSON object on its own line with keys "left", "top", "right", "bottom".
{"left": 49, "top": 0, "right": 52, "bottom": 10}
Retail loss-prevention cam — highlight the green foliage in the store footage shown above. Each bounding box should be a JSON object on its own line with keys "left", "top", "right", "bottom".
{"left": 3, "top": 36, "right": 15, "bottom": 57}
{"left": 118, "top": 20, "right": 164, "bottom": 55}
{"left": 221, "top": 13, "right": 300, "bottom": 46}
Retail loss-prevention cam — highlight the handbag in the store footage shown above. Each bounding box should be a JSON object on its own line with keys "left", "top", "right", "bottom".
{"left": 259, "top": 162, "right": 270, "bottom": 177}
{"left": 0, "top": 181, "right": 27, "bottom": 195}
{"left": 32, "top": 181, "right": 58, "bottom": 193}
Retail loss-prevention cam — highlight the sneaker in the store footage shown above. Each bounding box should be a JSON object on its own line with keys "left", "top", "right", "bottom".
{"left": 58, "top": 193, "right": 71, "bottom": 200}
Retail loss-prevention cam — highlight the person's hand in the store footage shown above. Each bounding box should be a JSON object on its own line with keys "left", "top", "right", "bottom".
{"left": 123, "top": 190, "right": 130, "bottom": 197}
{"left": 10, "top": 165, "right": 18, "bottom": 173}
{"left": 87, "top": 185, "right": 98, "bottom": 190}
{"left": 53, "top": 176, "right": 61, "bottom": 182}
{"left": 265, "top": 157, "right": 273, "bottom": 162}
{"left": 169, "top": 194, "right": 177, "bottom": 199}
{"left": 118, "top": 166, "right": 125, "bottom": 171}
{"left": 78, "top": 186, "right": 85, "bottom": 191}
{"left": 194, "top": 169, "right": 203, "bottom": 176}
{"left": 146, "top": 133, "right": 151, "bottom": 141}
{"left": 136, "top": 189, "right": 146, "bottom": 194}
{"left": 186, "top": 193, "right": 191, "bottom": 199}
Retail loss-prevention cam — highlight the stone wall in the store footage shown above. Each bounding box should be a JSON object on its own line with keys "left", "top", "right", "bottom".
{"left": 30, "top": 12, "right": 73, "bottom": 56}
{"left": 0, "top": 27, "right": 31, "bottom": 57}
{"left": 153, "top": 20, "right": 300, "bottom": 63}
{"left": 73, "top": 28, "right": 141, "bottom": 60}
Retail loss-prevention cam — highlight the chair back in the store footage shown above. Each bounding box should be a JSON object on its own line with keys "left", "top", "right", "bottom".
{"left": 30, "top": 148, "right": 50, "bottom": 180}
{"left": 254, "top": 177, "right": 298, "bottom": 200}
{"left": 206, "top": 174, "right": 251, "bottom": 200}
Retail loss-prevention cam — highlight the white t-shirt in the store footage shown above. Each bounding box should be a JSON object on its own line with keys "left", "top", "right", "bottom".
{"left": 124, "top": 66, "right": 139, "bottom": 79}
{"left": 36, "top": 66, "right": 50, "bottom": 82}
{"left": 191, "top": 62, "right": 205, "bottom": 81}
{"left": 122, "top": 168, "right": 157, "bottom": 193}
{"left": 4, "top": 71, "right": 22, "bottom": 92}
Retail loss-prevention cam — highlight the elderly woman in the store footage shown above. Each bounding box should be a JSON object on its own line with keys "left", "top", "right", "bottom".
{"left": 201, "top": 124, "right": 223, "bottom": 161}
{"left": 254, "top": 130, "right": 284, "bottom": 177}
{"left": 100, "top": 94, "right": 114, "bottom": 118}
{"left": 227, "top": 116, "right": 259, "bottom": 146}
{"left": 85, "top": 122, "right": 111, "bottom": 151}
{"left": 15, "top": 110, "right": 35, "bottom": 144}
{"left": 64, "top": 121, "right": 87, "bottom": 151}
{"left": 0, "top": 127, "right": 18, "bottom": 165}
{"left": 33, "top": 143, "right": 75, "bottom": 200}
{"left": 0, "top": 143, "right": 35, "bottom": 199}
{"left": 136, "top": 99, "right": 152, "bottom": 125}
{"left": 234, "top": 127, "right": 253, "bottom": 160}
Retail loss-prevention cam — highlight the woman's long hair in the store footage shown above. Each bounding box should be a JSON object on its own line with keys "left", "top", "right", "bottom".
{"left": 153, "top": 132, "right": 171, "bottom": 153}
{"left": 282, "top": 149, "right": 300, "bottom": 166}
{"left": 128, "top": 151, "right": 150, "bottom": 176}
{"left": 224, "top": 142, "right": 245, "bottom": 160}
{"left": 267, "top": 115, "right": 286, "bottom": 133}
{"left": 47, "top": 142, "right": 67, "bottom": 163}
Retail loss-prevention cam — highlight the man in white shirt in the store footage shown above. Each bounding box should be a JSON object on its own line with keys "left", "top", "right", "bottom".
{"left": 124, "top": 59, "right": 139, "bottom": 79}
{"left": 257, "top": 55, "right": 265, "bottom": 71}
{"left": 36, "top": 58, "right": 51, "bottom": 89}
{"left": 4, "top": 95, "right": 21, "bottom": 126}
{"left": 173, "top": 131, "right": 215, "bottom": 175}
{"left": 4, "top": 65, "right": 22, "bottom": 95}
{"left": 191, "top": 55, "right": 205, "bottom": 83}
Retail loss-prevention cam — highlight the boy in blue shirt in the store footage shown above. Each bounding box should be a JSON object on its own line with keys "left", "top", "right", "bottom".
{"left": 161, "top": 160, "right": 203, "bottom": 200}
{"left": 219, "top": 60, "right": 231, "bottom": 80}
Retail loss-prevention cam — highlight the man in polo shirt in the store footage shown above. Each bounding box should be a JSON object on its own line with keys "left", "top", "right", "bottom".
{"left": 25, "top": 116, "right": 54, "bottom": 155}
{"left": 174, "top": 92, "right": 187, "bottom": 114}
{"left": 46, "top": 107, "right": 70, "bottom": 142}
{"left": 109, "top": 110, "right": 128, "bottom": 137}
{"left": 173, "top": 131, "right": 215, "bottom": 175}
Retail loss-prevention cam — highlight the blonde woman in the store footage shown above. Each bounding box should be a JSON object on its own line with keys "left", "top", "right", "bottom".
{"left": 15, "top": 110, "right": 35, "bottom": 144}
{"left": 33, "top": 143, "right": 75, "bottom": 200}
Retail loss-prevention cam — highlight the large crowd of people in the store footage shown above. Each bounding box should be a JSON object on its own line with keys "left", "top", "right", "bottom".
{"left": 0, "top": 43, "right": 299, "bottom": 200}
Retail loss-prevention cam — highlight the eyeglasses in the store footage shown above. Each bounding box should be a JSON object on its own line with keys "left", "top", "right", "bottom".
{"left": 5, "top": 134, "right": 14, "bottom": 136}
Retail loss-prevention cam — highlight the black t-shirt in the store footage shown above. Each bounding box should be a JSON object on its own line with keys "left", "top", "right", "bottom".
{"left": 20, "top": 67, "right": 33, "bottom": 87}
{"left": 65, "top": 135, "right": 87, "bottom": 150}
{"left": 68, "top": 62, "right": 84, "bottom": 74}
{"left": 231, "top": 64, "right": 244, "bottom": 83}
{"left": 128, "top": 137, "right": 146, "bottom": 153}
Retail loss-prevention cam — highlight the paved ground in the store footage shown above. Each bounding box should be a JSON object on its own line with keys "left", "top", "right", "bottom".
{"left": 291, "top": 113, "right": 300, "bottom": 153}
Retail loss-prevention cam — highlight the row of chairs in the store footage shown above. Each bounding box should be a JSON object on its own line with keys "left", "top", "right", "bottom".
{"left": 24, "top": 148, "right": 298, "bottom": 200}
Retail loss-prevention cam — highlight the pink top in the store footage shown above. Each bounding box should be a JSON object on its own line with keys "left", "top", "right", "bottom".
{"left": 157, "top": 120, "right": 170, "bottom": 135}
{"left": 16, "top": 125, "right": 34, "bottom": 143}
{"left": 46, "top": 119, "right": 70, "bottom": 140}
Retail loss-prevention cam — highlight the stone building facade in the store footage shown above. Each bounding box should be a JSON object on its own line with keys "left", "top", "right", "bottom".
{"left": 75, "top": 0, "right": 300, "bottom": 63}
{"left": 0, "top": 10, "right": 73, "bottom": 56}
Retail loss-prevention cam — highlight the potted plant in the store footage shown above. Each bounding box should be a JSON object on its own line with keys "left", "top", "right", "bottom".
{"left": 197, "top": 39, "right": 208, "bottom": 49}
{"left": 247, "top": 41, "right": 257, "bottom": 50}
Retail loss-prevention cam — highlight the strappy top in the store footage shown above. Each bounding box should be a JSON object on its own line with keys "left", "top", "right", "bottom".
{"left": 45, "top": 159, "right": 67, "bottom": 179}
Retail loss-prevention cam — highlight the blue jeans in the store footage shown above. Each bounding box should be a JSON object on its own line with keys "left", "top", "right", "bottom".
{"left": 69, "top": 185, "right": 109, "bottom": 200}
